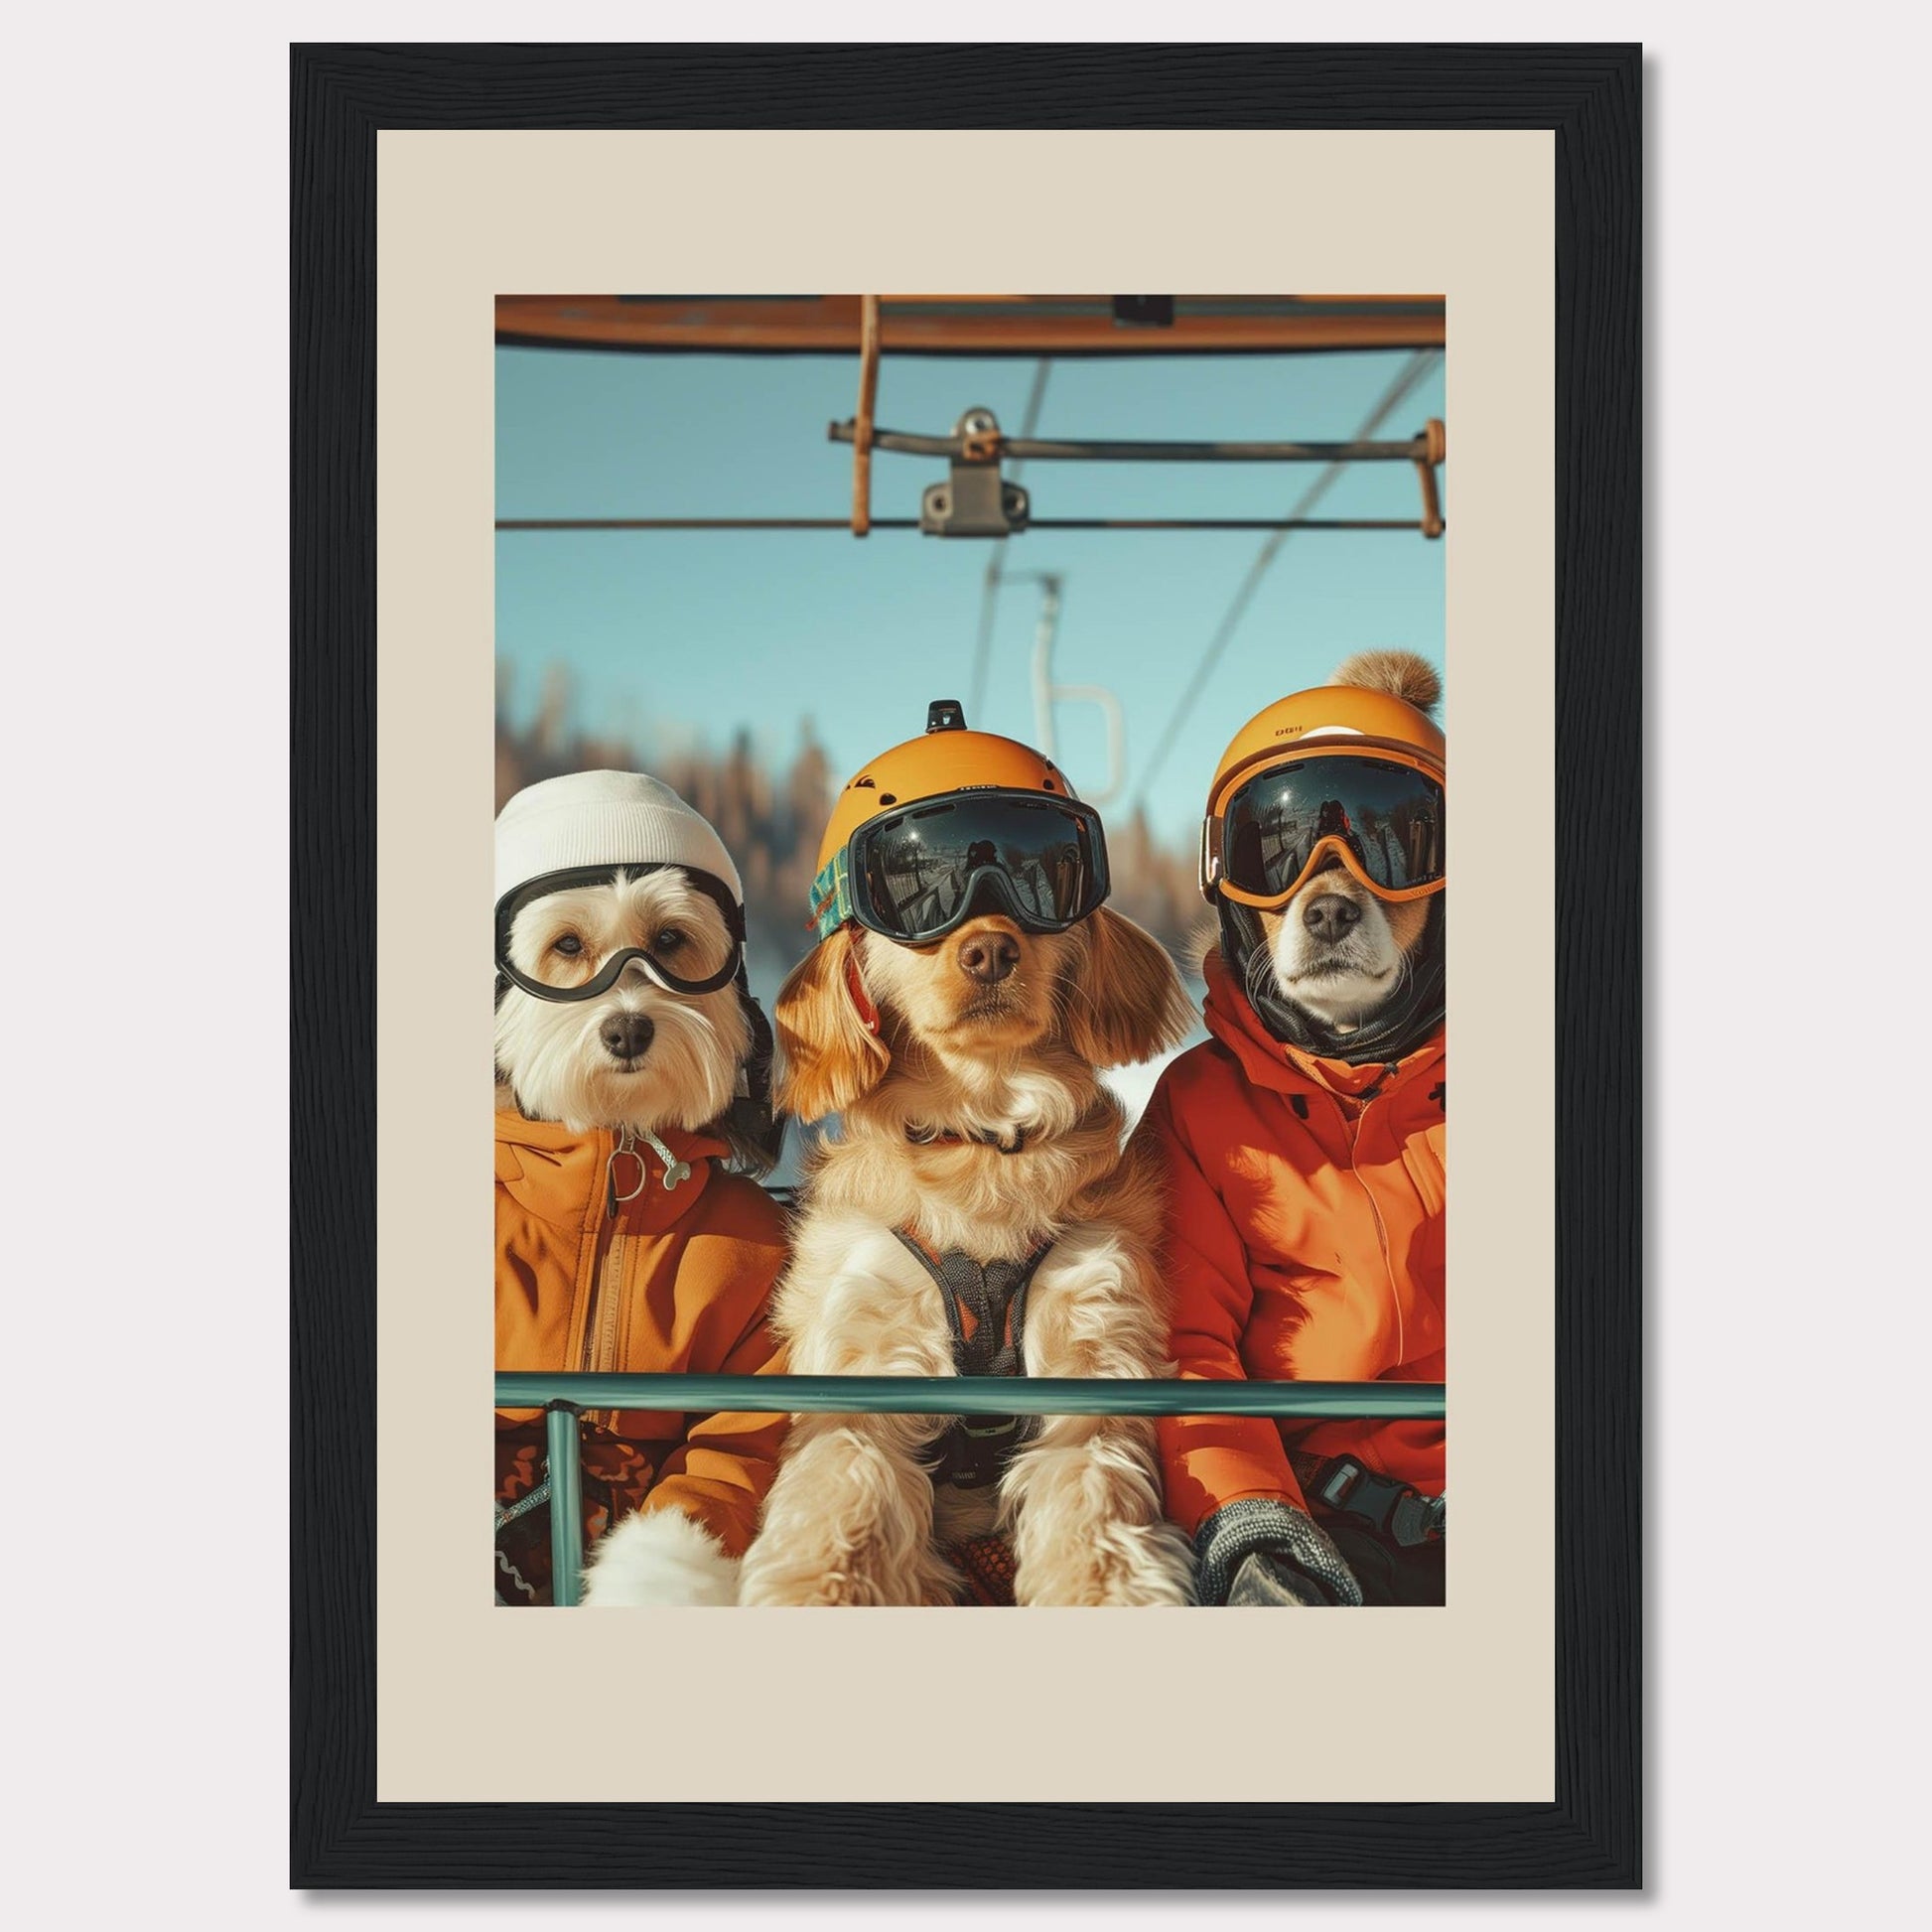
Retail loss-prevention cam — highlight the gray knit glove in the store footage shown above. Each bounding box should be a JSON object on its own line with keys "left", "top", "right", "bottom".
{"left": 1228, "top": 1552, "right": 1324, "bottom": 1605}
{"left": 1195, "top": 1497, "right": 1364, "bottom": 1607}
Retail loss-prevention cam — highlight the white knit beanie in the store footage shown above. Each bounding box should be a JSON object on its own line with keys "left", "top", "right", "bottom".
{"left": 494, "top": 770, "right": 744, "bottom": 906}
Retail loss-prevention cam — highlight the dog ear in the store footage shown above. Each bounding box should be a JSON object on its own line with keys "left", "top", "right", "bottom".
{"left": 1063, "top": 906, "right": 1192, "bottom": 1068}
{"left": 774, "top": 925, "right": 891, "bottom": 1121}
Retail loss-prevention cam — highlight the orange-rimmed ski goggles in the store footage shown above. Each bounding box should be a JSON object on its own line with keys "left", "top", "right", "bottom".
{"left": 1202, "top": 749, "right": 1446, "bottom": 909}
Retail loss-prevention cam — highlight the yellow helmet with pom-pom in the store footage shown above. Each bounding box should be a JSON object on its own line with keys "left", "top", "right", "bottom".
{"left": 1200, "top": 654, "right": 1446, "bottom": 908}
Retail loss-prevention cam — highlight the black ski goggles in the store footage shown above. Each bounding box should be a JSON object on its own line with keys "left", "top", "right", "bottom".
{"left": 811, "top": 789, "right": 1111, "bottom": 946}
{"left": 494, "top": 864, "right": 748, "bottom": 1002}
{"left": 1206, "top": 753, "right": 1446, "bottom": 909}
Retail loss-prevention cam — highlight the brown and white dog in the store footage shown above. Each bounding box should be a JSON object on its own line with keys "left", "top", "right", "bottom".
{"left": 1205, "top": 652, "right": 1445, "bottom": 1049}
{"left": 738, "top": 905, "right": 1197, "bottom": 1606}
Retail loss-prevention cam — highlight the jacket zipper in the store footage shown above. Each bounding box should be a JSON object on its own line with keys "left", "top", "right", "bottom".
{"left": 1323, "top": 1085, "right": 1407, "bottom": 1368}
{"left": 579, "top": 1126, "right": 640, "bottom": 1425}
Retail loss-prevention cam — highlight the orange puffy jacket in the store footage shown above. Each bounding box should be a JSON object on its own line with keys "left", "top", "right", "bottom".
{"left": 494, "top": 1099, "right": 790, "bottom": 1561}
{"left": 1131, "top": 953, "right": 1445, "bottom": 1551}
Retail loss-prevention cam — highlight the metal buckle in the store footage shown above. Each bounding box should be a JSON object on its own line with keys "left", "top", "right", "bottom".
{"left": 1316, "top": 1456, "right": 1370, "bottom": 1511}
{"left": 959, "top": 1415, "right": 1023, "bottom": 1441}
{"left": 1316, "top": 1457, "right": 1445, "bottom": 1546}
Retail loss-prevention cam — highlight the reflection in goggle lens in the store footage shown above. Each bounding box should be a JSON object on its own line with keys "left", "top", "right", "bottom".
{"left": 1224, "top": 758, "right": 1444, "bottom": 897}
{"left": 860, "top": 796, "right": 1102, "bottom": 940}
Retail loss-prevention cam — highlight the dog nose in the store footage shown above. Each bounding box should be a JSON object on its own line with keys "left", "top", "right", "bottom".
{"left": 957, "top": 930, "right": 1021, "bottom": 985}
{"left": 1303, "top": 895, "right": 1362, "bottom": 944}
{"left": 600, "top": 1013, "right": 656, "bottom": 1061}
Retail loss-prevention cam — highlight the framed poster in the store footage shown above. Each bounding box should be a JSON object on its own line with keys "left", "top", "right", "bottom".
{"left": 293, "top": 42, "right": 1639, "bottom": 1887}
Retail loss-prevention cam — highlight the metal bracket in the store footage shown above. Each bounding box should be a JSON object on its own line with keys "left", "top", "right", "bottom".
{"left": 919, "top": 407, "right": 1030, "bottom": 538}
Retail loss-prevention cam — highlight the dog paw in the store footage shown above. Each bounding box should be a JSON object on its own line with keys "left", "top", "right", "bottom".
{"left": 1015, "top": 1520, "right": 1195, "bottom": 1606}
{"left": 740, "top": 1539, "right": 959, "bottom": 1607}
{"left": 737, "top": 1563, "right": 852, "bottom": 1608}
{"left": 580, "top": 1507, "right": 739, "bottom": 1607}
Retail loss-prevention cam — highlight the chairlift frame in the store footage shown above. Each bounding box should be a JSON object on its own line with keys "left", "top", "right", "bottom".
{"left": 493, "top": 292, "right": 1448, "bottom": 537}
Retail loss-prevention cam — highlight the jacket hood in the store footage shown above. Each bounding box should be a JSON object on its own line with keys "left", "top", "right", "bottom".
{"left": 1216, "top": 892, "right": 1445, "bottom": 1067}
{"left": 493, "top": 1096, "right": 734, "bottom": 1234}
{"left": 1200, "top": 950, "right": 1444, "bottom": 1101}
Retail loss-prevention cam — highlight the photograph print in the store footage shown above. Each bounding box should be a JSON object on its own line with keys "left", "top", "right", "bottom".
{"left": 490, "top": 294, "right": 1449, "bottom": 1612}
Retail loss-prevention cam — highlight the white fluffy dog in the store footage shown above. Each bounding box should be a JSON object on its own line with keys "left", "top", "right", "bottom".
{"left": 493, "top": 771, "right": 789, "bottom": 1608}
{"left": 495, "top": 869, "right": 752, "bottom": 1138}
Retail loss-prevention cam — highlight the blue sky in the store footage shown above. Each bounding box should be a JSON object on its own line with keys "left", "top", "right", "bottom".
{"left": 495, "top": 340, "right": 1445, "bottom": 848}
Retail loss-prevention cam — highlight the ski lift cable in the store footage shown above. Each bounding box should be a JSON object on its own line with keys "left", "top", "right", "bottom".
{"left": 969, "top": 357, "right": 1053, "bottom": 722}
{"left": 1131, "top": 348, "right": 1443, "bottom": 812}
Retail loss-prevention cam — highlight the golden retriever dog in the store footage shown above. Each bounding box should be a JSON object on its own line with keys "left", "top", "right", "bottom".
{"left": 738, "top": 903, "right": 1197, "bottom": 1606}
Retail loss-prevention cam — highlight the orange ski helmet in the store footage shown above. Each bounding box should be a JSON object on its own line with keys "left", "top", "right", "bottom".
{"left": 808, "top": 700, "right": 1111, "bottom": 945}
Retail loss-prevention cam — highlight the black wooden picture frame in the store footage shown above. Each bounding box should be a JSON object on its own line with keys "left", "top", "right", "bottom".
{"left": 291, "top": 42, "right": 1640, "bottom": 1888}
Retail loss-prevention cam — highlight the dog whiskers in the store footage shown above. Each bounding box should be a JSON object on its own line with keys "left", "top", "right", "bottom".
{"left": 1051, "top": 971, "right": 1102, "bottom": 1028}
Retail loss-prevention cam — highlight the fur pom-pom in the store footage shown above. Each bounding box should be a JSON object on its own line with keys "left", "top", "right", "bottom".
{"left": 1331, "top": 649, "right": 1442, "bottom": 718}
{"left": 580, "top": 1506, "right": 740, "bottom": 1607}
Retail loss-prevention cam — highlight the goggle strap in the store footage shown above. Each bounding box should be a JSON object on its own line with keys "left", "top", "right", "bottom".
{"left": 809, "top": 852, "right": 854, "bottom": 943}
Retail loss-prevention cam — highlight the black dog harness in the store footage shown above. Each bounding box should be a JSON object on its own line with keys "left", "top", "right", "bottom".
{"left": 894, "top": 1230, "right": 1052, "bottom": 1489}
